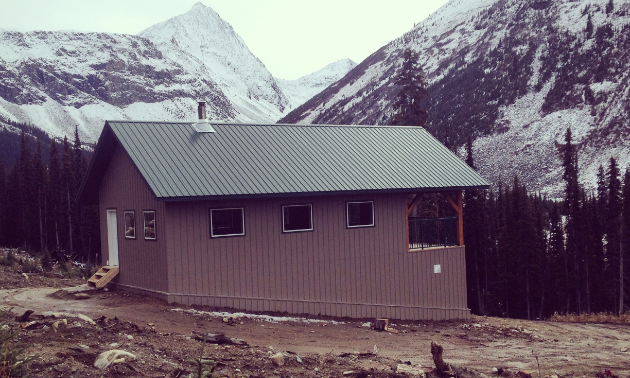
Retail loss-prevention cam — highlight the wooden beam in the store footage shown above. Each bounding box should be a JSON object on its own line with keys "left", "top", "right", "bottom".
{"left": 456, "top": 191, "right": 464, "bottom": 246}
{"left": 406, "top": 193, "right": 423, "bottom": 216}
{"left": 439, "top": 191, "right": 464, "bottom": 246}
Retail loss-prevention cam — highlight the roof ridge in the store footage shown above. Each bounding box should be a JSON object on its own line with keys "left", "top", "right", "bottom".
{"left": 106, "top": 120, "right": 426, "bottom": 130}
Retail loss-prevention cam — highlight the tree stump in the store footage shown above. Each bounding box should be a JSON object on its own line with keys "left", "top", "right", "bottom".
{"left": 431, "top": 341, "right": 451, "bottom": 376}
{"left": 374, "top": 319, "right": 389, "bottom": 331}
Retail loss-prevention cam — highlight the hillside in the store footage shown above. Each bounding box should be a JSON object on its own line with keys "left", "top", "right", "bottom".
{"left": 281, "top": 0, "right": 630, "bottom": 194}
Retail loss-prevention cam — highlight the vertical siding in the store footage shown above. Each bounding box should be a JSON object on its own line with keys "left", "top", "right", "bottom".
{"left": 163, "top": 193, "right": 469, "bottom": 320}
{"left": 98, "top": 144, "right": 168, "bottom": 293}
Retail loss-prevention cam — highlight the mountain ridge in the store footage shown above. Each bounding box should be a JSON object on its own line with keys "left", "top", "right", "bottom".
{"left": 0, "top": 3, "right": 355, "bottom": 142}
{"left": 281, "top": 0, "right": 630, "bottom": 195}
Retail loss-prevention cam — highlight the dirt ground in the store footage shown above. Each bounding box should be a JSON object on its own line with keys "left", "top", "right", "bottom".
{"left": 1, "top": 266, "right": 630, "bottom": 378}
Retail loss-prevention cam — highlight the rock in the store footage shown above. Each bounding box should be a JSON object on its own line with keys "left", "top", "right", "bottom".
{"left": 126, "top": 334, "right": 134, "bottom": 340}
{"left": 94, "top": 350, "right": 137, "bottom": 369}
{"left": 74, "top": 293, "right": 90, "bottom": 300}
{"left": 52, "top": 319, "right": 67, "bottom": 333}
{"left": 78, "top": 344, "right": 90, "bottom": 350}
{"left": 343, "top": 371, "right": 355, "bottom": 376}
{"left": 270, "top": 352, "right": 285, "bottom": 367}
{"left": 492, "top": 368, "right": 499, "bottom": 374}
{"left": 397, "top": 364, "right": 426, "bottom": 377}
{"left": 76, "top": 314, "right": 96, "bottom": 324}
{"left": 110, "top": 343, "right": 120, "bottom": 348}
{"left": 22, "top": 273, "right": 28, "bottom": 279}
{"left": 296, "top": 355, "right": 303, "bottom": 364}
{"left": 621, "top": 347, "right": 628, "bottom": 352}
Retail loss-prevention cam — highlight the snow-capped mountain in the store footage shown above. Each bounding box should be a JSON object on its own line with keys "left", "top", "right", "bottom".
{"left": 277, "top": 59, "right": 357, "bottom": 109}
{"left": 0, "top": 2, "right": 354, "bottom": 142}
{"left": 138, "top": 2, "right": 289, "bottom": 123}
{"left": 281, "top": 0, "right": 630, "bottom": 195}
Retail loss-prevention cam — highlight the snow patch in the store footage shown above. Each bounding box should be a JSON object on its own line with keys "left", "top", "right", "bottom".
{"left": 169, "top": 308, "right": 345, "bottom": 325}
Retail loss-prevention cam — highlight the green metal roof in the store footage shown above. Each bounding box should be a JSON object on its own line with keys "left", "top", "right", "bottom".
{"left": 79, "top": 121, "right": 489, "bottom": 203}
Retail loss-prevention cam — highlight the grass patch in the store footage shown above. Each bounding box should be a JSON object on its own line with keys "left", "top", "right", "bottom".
{"left": 0, "top": 308, "right": 35, "bottom": 377}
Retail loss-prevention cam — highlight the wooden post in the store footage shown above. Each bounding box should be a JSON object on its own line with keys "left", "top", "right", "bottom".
{"left": 440, "top": 191, "right": 464, "bottom": 246}
{"left": 407, "top": 194, "right": 423, "bottom": 251}
{"left": 456, "top": 191, "right": 464, "bottom": 247}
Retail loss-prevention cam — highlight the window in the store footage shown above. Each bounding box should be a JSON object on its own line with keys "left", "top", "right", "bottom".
{"left": 210, "top": 208, "right": 245, "bottom": 237}
{"left": 282, "top": 204, "right": 313, "bottom": 232}
{"left": 124, "top": 211, "right": 136, "bottom": 239}
{"left": 143, "top": 211, "right": 156, "bottom": 240}
{"left": 347, "top": 201, "right": 374, "bottom": 228}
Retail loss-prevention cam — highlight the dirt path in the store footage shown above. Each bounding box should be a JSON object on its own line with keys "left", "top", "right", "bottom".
{"left": 2, "top": 285, "right": 630, "bottom": 376}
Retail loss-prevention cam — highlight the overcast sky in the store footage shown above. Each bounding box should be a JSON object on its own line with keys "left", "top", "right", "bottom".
{"left": 0, "top": 0, "right": 450, "bottom": 80}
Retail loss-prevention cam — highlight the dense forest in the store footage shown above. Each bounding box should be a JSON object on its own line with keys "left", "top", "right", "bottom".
{"left": 463, "top": 129, "right": 630, "bottom": 319}
{"left": 0, "top": 125, "right": 99, "bottom": 266}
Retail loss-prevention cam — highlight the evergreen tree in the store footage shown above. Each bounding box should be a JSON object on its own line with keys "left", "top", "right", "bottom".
{"left": 390, "top": 48, "right": 429, "bottom": 127}
{"left": 586, "top": 13, "right": 594, "bottom": 38}
{"left": 607, "top": 157, "right": 622, "bottom": 312}
{"left": 597, "top": 165, "right": 608, "bottom": 227}
{"left": 620, "top": 168, "right": 630, "bottom": 313}
{"left": 585, "top": 195, "right": 605, "bottom": 312}
{"left": 61, "top": 136, "right": 75, "bottom": 257}
{"left": 541, "top": 203, "right": 565, "bottom": 318}
{"left": 47, "top": 139, "right": 62, "bottom": 254}
{"left": 463, "top": 136, "right": 485, "bottom": 315}
{"left": 32, "top": 138, "right": 48, "bottom": 252}
{"left": 0, "top": 156, "right": 5, "bottom": 246}
{"left": 561, "top": 128, "right": 581, "bottom": 313}
{"left": 606, "top": 0, "right": 614, "bottom": 14}
{"left": 17, "top": 131, "right": 35, "bottom": 250}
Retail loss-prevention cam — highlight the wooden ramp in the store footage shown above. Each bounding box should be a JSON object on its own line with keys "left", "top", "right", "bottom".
{"left": 87, "top": 266, "right": 119, "bottom": 288}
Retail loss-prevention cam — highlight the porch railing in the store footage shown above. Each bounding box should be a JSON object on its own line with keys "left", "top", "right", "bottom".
{"left": 409, "top": 216, "right": 458, "bottom": 250}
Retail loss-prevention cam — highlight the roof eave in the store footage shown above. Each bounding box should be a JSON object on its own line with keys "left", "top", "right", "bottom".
{"left": 154, "top": 185, "right": 490, "bottom": 202}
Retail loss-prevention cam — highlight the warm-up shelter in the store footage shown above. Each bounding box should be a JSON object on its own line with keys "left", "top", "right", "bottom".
{"left": 79, "top": 104, "right": 489, "bottom": 320}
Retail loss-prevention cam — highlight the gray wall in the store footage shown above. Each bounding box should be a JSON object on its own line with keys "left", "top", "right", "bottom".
{"left": 164, "top": 194, "right": 469, "bottom": 320}
{"left": 98, "top": 144, "right": 169, "bottom": 296}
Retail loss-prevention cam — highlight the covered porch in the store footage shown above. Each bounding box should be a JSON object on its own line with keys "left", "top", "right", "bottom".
{"left": 406, "top": 191, "right": 463, "bottom": 251}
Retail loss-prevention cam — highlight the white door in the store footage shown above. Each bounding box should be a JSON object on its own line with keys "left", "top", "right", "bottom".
{"left": 106, "top": 209, "right": 119, "bottom": 266}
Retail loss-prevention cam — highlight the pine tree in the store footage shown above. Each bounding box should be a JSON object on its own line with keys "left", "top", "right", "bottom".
{"left": 61, "top": 136, "right": 75, "bottom": 257}
{"left": 620, "top": 167, "right": 630, "bottom": 314}
{"left": 72, "top": 127, "right": 84, "bottom": 256}
{"left": 606, "top": 0, "right": 614, "bottom": 14}
{"left": 47, "top": 139, "right": 62, "bottom": 254}
{"left": 607, "top": 157, "right": 622, "bottom": 312}
{"left": 32, "top": 138, "right": 48, "bottom": 252}
{"left": 561, "top": 128, "right": 581, "bottom": 313}
{"left": 586, "top": 14, "right": 594, "bottom": 38}
{"left": 17, "top": 131, "right": 35, "bottom": 250}
{"left": 0, "top": 156, "right": 5, "bottom": 246}
{"left": 541, "top": 203, "right": 565, "bottom": 318}
{"left": 463, "top": 135, "right": 485, "bottom": 315}
{"left": 390, "top": 48, "right": 429, "bottom": 127}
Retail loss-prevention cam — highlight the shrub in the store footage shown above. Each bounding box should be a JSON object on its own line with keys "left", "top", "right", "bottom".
{"left": 0, "top": 308, "right": 34, "bottom": 377}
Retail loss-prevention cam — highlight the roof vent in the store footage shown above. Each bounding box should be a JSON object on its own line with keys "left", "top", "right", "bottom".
{"left": 193, "top": 101, "right": 215, "bottom": 133}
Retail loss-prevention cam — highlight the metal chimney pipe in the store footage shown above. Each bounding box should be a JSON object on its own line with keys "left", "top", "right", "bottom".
{"left": 198, "top": 101, "right": 207, "bottom": 121}
{"left": 193, "top": 100, "right": 215, "bottom": 133}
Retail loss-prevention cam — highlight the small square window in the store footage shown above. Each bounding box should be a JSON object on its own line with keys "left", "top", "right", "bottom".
{"left": 143, "top": 211, "right": 156, "bottom": 240}
{"left": 282, "top": 204, "right": 313, "bottom": 232}
{"left": 347, "top": 201, "right": 374, "bottom": 228}
{"left": 210, "top": 208, "right": 245, "bottom": 237}
{"left": 124, "top": 211, "right": 136, "bottom": 239}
